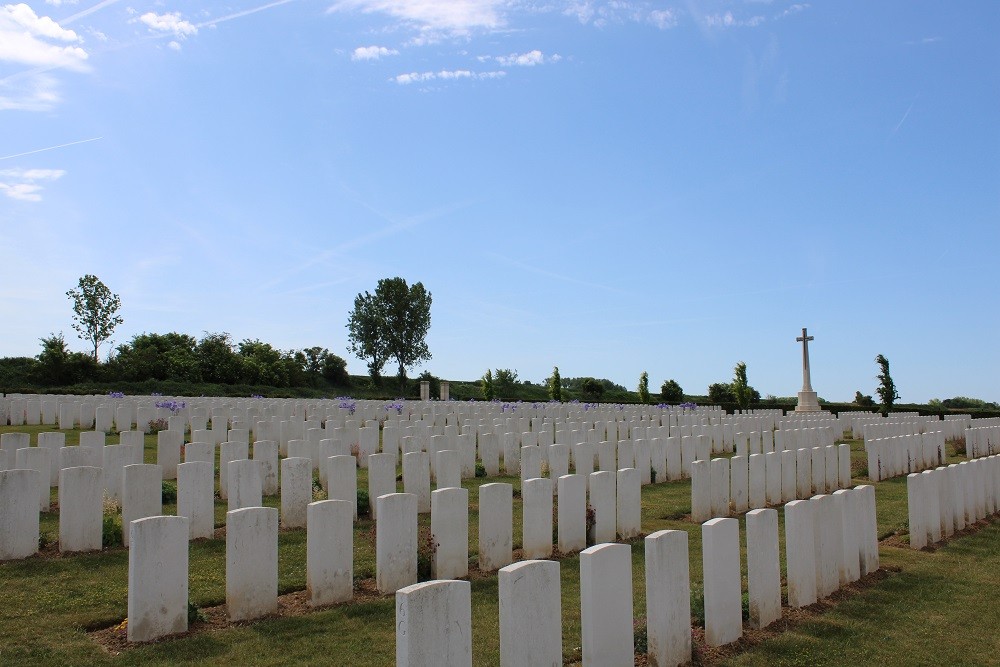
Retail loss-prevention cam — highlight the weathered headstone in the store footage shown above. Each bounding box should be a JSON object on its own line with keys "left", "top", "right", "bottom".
{"left": 306, "top": 499, "right": 353, "bottom": 606}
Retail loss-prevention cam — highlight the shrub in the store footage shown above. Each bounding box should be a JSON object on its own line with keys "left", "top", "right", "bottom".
{"left": 187, "top": 601, "right": 204, "bottom": 624}
{"left": 475, "top": 462, "right": 487, "bottom": 478}
{"left": 357, "top": 489, "right": 371, "bottom": 517}
{"left": 690, "top": 585, "right": 706, "bottom": 627}
{"left": 161, "top": 481, "right": 177, "bottom": 504}
{"left": 102, "top": 514, "right": 123, "bottom": 549}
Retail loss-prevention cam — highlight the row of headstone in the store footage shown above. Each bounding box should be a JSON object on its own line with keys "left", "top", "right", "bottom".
{"left": 691, "top": 445, "right": 852, "bottom": 522}
{"left": 906, "top": 456, "right": 1000, "bottom": 549}
{"left": 865, "top": 431, "right": 946, "bottom": 482}
{"left": 964, "top": 425, "right": 1000, "bottom": 459}
{"left": 773, "top": 425, "right": 838, "bottom": 451}
{"left": 123, "top": 469, "right": 646, "bottom": 644}
{"left": 395, "top": 487, "right": 880, "bottom": 666}
{"left": 125, "top": 497, "right": 356, "bottom": 642}
{"left": 377, "top": 466, "right": 643, "bottom": 594}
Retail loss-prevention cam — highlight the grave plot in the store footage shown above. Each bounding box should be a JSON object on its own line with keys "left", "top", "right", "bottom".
{"left": 0, "top": 394, "right": 998, "bottom": 665}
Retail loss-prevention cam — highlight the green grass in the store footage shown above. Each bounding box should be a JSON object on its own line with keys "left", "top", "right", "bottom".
{"left": 1, "top": 425, "right": 997, "bottom": 666}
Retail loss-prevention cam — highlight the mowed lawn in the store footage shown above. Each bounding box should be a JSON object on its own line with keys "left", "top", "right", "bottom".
{"left": 1, "top": 424, "right": 997, "bottom": 666}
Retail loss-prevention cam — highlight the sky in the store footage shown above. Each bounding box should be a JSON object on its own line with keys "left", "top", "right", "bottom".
{"left": 1, "top": 0, "right": 998, "bottom": 403}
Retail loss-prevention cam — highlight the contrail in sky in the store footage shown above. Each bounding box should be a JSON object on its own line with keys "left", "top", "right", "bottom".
{"left": 196, "top": 0, "right": 297, "bottom": 28}
{"left": 63, "top": 0, "right": 124, "bottom": 24}
{"left": 892, "top": 102, "right": 915, "bottom": 135}
{"left": 0, "top": 137, "right": 103, "bottom": 161}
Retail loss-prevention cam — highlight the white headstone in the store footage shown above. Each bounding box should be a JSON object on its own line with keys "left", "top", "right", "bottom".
{"left": 376, "top": 492, "right": 418, "bottom": 594}
{"left": 521, "top": 477, "right": 553, "bottom": 559}
{"left": 580, "top": 543, "right": 634, "bottom": 665}
{"left": 746, "top": 508, "right": 781, "bottom": 629}
{"left": 395, "top": 580, "right": 472, "bottom": 667}
{"left": 499, "top": 560, "right": 562, "bottom": 667}
{"left": 478, "top": 483, "right": 513, "bottom": 571}
{"left": 431, "top": 487, "right": 469, "bottom": 580}
{"left": 127, "top": 515, "right": 189, "bottom": 642}
{"left": 226, "top": 506, "right": 279, "bottom": 621}
{"left": 644, "top": 530, "right": 691, "bottom": 667}
{"left": 59, "top": 466, "right": 103, "bottom": 552}
{"left": 177, "top": 461, "right": 214, "bottom": 540}
{"left": 306, "top": 499, "right": 353, "bottom": 606}
{"left": 702, "top": 517, "right": 743, "bottom": 647}
{"left": 280, "top": 457, "right": 312, "bottom": 529}
{"left": 0, "top": 469, "right": 40, "bottom": 560}
{"left": 557, "top": 474, "right": 586, "bottom": 554}
{"left": 122, "top": 464, "right": 162, "bottom": 547}
{"left": 616, "top": 468, "right": 641, "bottom": 539}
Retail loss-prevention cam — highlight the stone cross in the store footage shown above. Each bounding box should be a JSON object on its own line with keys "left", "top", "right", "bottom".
{"left": 796, "top": 328, "right": 814, "bottom": 392}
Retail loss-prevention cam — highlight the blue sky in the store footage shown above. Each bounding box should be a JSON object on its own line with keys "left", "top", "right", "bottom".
{"left": 1, "top": 0, "right": 998, "bottom": 402}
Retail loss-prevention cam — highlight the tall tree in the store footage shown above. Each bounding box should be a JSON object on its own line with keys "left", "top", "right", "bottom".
{"left": 347, "top": 277, "right": 432, "bottom": 391}
{"left": 875, "top": 354, "right": 900, "bottom": 412}
{"left": 548, "top": 366, "right": 562, "bottom": 401}
{"left": 66, "top": 274, "right": 124, "bottom": 360}
{"left": 732, "top": 361, "right": 752, "bottom": 410}
{"left": 637, "top": 371, "right": 650, "bottom": 404}
{"left": 482, "top": 369, "right": 495, "bottom": 401}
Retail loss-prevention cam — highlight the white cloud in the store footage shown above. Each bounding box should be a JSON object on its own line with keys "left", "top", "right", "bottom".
{"left": 392, "top": 68, "right": 504, "bottom": 84}
{"left": 704, "top": 10, "right": 765, "bottom": 28}
{"left": 0, "top": 4, "right": 89, "bottom": 71}
{"left": 168, "top": 40, "right": 181, "bottom": 51}
{"left": 330, "top": 0, "right": 507, "bottom": 37}
{"left": 138, "top": 11, "right": 198, "bottom": 39}
{"left": 44, "top": 0, "right": 79, "bottom": 5}
{"left": 775, "top": 3, "right": 809, "bottom": 19}
{"left": 0, "top": 72, "right": 62, "bottom": 111}
{"left": 352, "top": 45, "right": 399, "bottom": 60}
{"left": 0, "top": 167, "right": 67, "bottom": 202}
{"left": 648, "top": 9, "right": 677, "bottom": 29}
{"left": 495, "top": 49, "right": 543, "bottom": 66}
{"left": 482, "top": 50, "right": 560, "bottom": 67}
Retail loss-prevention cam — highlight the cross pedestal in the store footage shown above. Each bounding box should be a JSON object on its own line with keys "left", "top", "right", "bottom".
{"left": 795, "top": 327, "right": 822, "bottom": 412}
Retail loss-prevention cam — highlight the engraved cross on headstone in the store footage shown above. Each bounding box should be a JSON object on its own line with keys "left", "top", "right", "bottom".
{"left": 796, "top": 327, "right": 814, "bottom": 392}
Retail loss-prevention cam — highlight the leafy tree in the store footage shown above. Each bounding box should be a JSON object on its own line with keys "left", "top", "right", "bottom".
{"left": 347, "top": 277, "right": 431, "bottom": 391}
{"left": 493, "top": 368, "right": 518, "bottom": 398}
{"left": 548, "top": 366, "right": 561, "bottom": 401}
{"left": 303, "top": 347, "right": 327, "bottom": 381}
{"left": 238, "top": 339, "right": 288, "bottom": 387}
{"left": 66, "top": 274, "right": 124, "bottom": 360}
{"left": 854, "top": 391, "right": 876, "bottom": 407}
{"left": 732, "top": 361, "right": 752, "bottom": 410}
{"left": 33, "top": 332, "right": 98, "bottom": 385}
{"left": 113, "top": 332, "right": 200, "bottom": 382}
{"left": 320, "top": 352, "right": 350, "bottom": 386}
{"left": 482, "top": 369, "right": 495, "bottom": 401}
{"left": 0, "top": 356, "right": 38, "bottom": 387}
{"left": 561, "top": 377, "right": 627, "bottom": 392}
{"left": 708, "top": 382, "right": 735, "bottom": 404}
{"left": 196, "top": 332, "right": 242, "bottom": 384}
{"left": 660, "top": 379, "right": 683, "bottom": 403}
{"left": 637, "top": 371, "right": 650, "bottom": 404}
{"left": 875, "top": 354, "right": 900, "bottom": 412}
{"left": 580, "top": 377, "right": 603, "bottom": 400}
